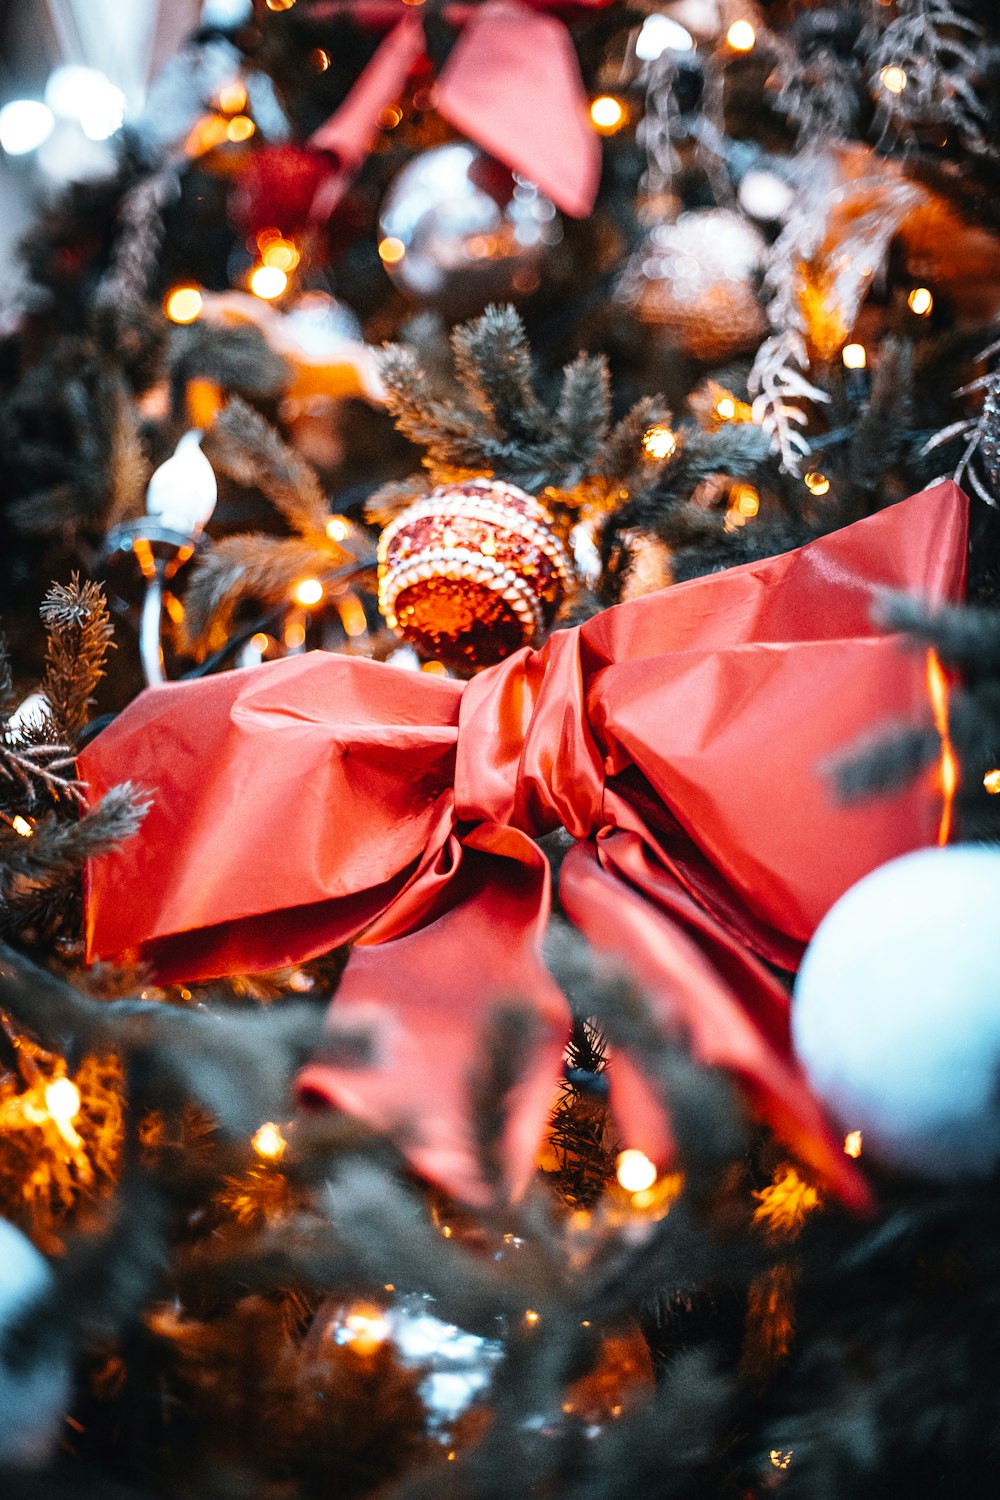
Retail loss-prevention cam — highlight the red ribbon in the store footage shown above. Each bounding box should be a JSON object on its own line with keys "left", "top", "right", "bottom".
{"left": 81, "top": 482, "right": 968, "bottom": 1210}
{"left": 308, "top": 0, "right": 605, "bottom": 219}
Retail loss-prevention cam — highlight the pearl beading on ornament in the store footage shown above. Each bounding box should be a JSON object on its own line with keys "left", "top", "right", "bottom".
{"left": 377, "top": 479, "right": 574, "bottom": 665}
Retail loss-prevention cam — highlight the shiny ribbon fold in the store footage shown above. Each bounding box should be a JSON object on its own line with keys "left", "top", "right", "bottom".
{"left": 81, "top": 482, "right": 969, "bottom": 1211}
{"left": 308, "top": 0, "right": 605, "bottom": 219}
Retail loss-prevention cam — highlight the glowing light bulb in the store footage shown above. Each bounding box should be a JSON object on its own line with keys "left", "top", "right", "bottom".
{"left": 726, "top": 19, "right": 756, "bottom": 51}
{"left": 804, "top": 470, "right": 831, "bottom": 496}
{"left": 378, "top": 106, "right": 403, "bottom": 129}
{"left": 642, "top": 424, "right": 677, "bottom": 460}
{"left": 250, "top": 265, "right": 288, "bottom": 299}
{"left": 880, "top": 65, "right": 907, "bottom": 94}
{"left": 984, "top": 769, "right": 1000, "bottom": 794}
{"left": 616, "top": 1149, "right": 657, "bottom": 1193}
{"left": 636, "top": 14, "right": 694, "bottom": 59}
{"left": 11, "top": 816, "right": 33, "bottom": 837}
{"left": 252, "top": 1121, "right": 286, "bottom": 1160}
{"left": 842, "top": 342, "right": 867, "bottom": 369}
{"left": 769, "top": 1450, "right": 793, "bottom": 1470}
{"left": 217, "top": 82, "right": 248, "bottom": 114}
{"left": 226, "top": 114, "right": 255, "bottom": 142}
{"left": 146, "top": 430, "right": 217, "bottom": 534}
{"left": 736, "top": 486, "right": 759, "bottom": 517}
{"left": 844, "top": 1130, "right": 863, "bottom": 1158}
{"left": 312, "top": 48, "right": 331, "bottom": 72}
{"left": 45, "top": 1077, "right": 82, "bottom": 1147}
{"left": 590, "top": 96, "right": 626, "bottom": 132}
{"left": 525, "top": 1309, "right": 540, "bottom": 1326}
{"left": 294, "top": 578, "right": 324, "bottom": 607}
{"left": 342, "top": 1303, "right": 390, "bottom": 1354}
{"left": 378, "top": 236, "right": 406, "bottom": 264}
{"left": 165, "top": 286, "right": 203, "bottom": 324}
{"left": 907, "top": 287, "right": 933, "bottom": 316}
{"left": 338, "top": 595, "right": 369, "bottom": 637}
{"left": 261, "top": 237, "right": 299, "bottom": 272}
{"left": 716, "top": 396, "right": 737, "bottom": 420}
{"left": 326, "top": 516, "right": 350, "bottom": 542}
{"left": 0, "top": 100, "right": 54, "bottom": 155}
{"left": 266, "top": 0, "right": 296, "bottom": 9}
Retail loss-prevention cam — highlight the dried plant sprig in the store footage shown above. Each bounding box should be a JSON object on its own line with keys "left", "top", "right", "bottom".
{"left": 39, "top": 575, "right": 115, "bottom": 744}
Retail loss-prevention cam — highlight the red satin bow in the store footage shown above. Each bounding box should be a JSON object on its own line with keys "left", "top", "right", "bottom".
{"left": 81, "top": 482, "right": 968, "bottom": 1210}
{"left": 308, "top": 0, "right": 606, "bottom": 219}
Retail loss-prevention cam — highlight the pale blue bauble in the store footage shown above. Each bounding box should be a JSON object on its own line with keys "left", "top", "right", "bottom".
{"left": 793, "top": 845, "right": 1000, "bottom": 1180}
{"left": 0, "top": 1217, "right": 72, "bottom": 1464}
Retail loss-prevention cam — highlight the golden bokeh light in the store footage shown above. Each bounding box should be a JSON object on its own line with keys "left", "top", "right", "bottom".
{"left": 165, "top": 286, "right": 203, "bottom": 324}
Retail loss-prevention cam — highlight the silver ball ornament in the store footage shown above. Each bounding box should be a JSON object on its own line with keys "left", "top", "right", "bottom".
{"left": 378, "top": 143, "right": 561, "bottom": 313}
{"left": 793, "top": 846, "right": 1000, "bottom": 1180}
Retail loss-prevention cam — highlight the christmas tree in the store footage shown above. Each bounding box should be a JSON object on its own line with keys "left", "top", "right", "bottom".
{"left": 1, "top": 2, "right": 1000, "bottom": 1495}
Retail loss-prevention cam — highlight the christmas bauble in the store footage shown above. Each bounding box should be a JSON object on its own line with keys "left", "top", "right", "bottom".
{"left": 792, "top": 846, "right": 1000, "bottom": 1180}
{"left": 626, "top": 208, "right": 767, "bottom": 362}
{"left": 378, "top": 478, "right": 573, "bottom": 670}
{"left": 377, "top": 143, "right": 561, "bottom": 312}
{"left": 0, "top": 1217, "right": 72, "bottom": 1464}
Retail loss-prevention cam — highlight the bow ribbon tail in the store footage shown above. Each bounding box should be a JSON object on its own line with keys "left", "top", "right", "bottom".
{"left": 308, "top": 15, "right": 427, "bottom": 218}
{"left": 298, "top": 825, "right": 570, "bottom": 1206}
{"left": 432, "top": 1, "right": 601, "bottom": 218}
{"left": 560, "top": 840, "right": 872, "bottom": 1210}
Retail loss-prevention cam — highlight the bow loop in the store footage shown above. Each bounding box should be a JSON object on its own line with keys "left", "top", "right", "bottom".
{"left": 455, "top": 629, "right": 606, "bottom": 839}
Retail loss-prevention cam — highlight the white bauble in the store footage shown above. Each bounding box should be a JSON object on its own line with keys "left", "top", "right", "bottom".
{"left": 0, "top": 1217, "right": 72, "bottom": 1464}
{"left": 793, "top": 846, "right": 1000, "bottom": 1180}
{"left": 145, "top": 429, "right": 217, "bottom": 535}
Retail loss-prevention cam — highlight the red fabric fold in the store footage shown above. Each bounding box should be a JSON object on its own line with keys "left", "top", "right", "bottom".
{"left": 308, "top": 1, "right": 602, "bottom": 219}
{"left": 80, "top": 482, "right": 969, "bottom": 1206}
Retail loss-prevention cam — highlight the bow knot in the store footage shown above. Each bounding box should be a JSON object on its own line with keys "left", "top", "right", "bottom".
{"left": 455, "top": 631, "right": 606, "bottom": 839}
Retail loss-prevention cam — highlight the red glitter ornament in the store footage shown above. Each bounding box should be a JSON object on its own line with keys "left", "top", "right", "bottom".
{"left": 378, "top": 478, "right": 573, "bottom": 669}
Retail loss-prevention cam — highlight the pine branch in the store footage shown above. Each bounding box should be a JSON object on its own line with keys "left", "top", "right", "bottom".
{"left": 39, "top": 576, "right": 115, "bottom": 745}
{"left": 0, "top": 783, "right": 150, "bottom": 902}
{"left": 180, "top": 533, "right": 349, "bottom": 655}
{"left": 204, "top": 397, "right": 329, "bottom": 539}
{"left": 451, "top": 304, "right": 547, "bottom": 442}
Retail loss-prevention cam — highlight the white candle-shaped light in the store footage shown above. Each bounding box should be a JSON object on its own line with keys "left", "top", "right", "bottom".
{"left": 146, "top": 429, "right": 217, "bottom": 535}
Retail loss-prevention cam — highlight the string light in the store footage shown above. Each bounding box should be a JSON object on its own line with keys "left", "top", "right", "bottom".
{"left": 726, "top": 19, "right": 756, "bottom": 51}
{"left": 11, "top": 816, "right": 33, "bottom": 838}
{"left": 341, "top": 1303, "right": 391, "bottom": 1354}
{"left": 769, "top": 1450, "right": 793, "bottom": 1470}
{"left": 378, "top": 236, "right": 406, "bottom": 264}
{"left": 226, "top": 115, "right": 255, "bottom": 142}
{"left": 266, "top": 0, "right": 296, "bottom": 9}
{"left": 293, "top": 578, "right": 324, "bottom": 607}
{"left": 44, "top": 1077, "right": 82, "bottom": 1149}
{"left": 880, "top": 65, "right": 907, "bottom": 94}
{"left": 844, "top": 1130, "right": 863, "bottom": 1158}
{"left": 311, "top": 49, "right": 331, "bottom": 72}
{"left": 164, "top": 286, "right": 203, "bottom": 324}
{"left": 378, "top": 106, "right": 403, "bottom": 129}
{"left": 590, "top": 96, "right": 626, "bottom": 132}
{"left": 642, "top": 424, "right": 677, "bottom": 460}
{"left": 261, "top": 237, "right": 300, "bottom": 272}
{"left": 908, "top": 287, "right": 933, "bottom": 316}
{"left": 984, "top": 769, "right": 1000, "bottom": 794}
{"left": 250, "top": 265, "right": 288, "bottom": 299}
{"left": 735, "top": 486, "right": 759, "bottom": 517}
{"left": 252, "top": 1121, "right": 286, "bottom": 1161}
{"left": 284, "top": 620, "right": 306, "bottom": 649}
{"left": 616, "top": 1149, "right": 657, "bottom": 1193}
{"left": 842, "top": 342, "right": 867, "bottom": 369}
{"left": 217, "top": 81, "right": 247, "bottom": 114}
{"left": 716, "top": 396, "right": 737, "bottom": 420}
{"left": 326, "top": 515, "right": 350, "bottom": 542}
{"left": 525, "top": 1309, "right": 540, "bottom": 1326}
{"left": 337, "top": 595, "right": 369, "bottom": 638}
{"left": 753, "top": 1164, "right": 821, "bottom": 1238}
{"left": 927, "top": 649, "right": 957, "bottom": 845}
{"left": 804, "top": 470, "right": 831, "bottom": 496}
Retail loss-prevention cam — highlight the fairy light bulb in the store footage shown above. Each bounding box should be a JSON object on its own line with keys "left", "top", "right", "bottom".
{"left": 842, "top": 343, "right": 867, "bottom": 370}
{"left": 804, "top": 471, "right": 831, "bottom": 496}
{"left": 378, "top": 236, "right": 406, "bottom": 264}
{"left": 44, "top": 1077, "right": 82, "bottom": 1147}
{"left": 293, "top": 579, "right": 324, "bottom": 607}
{"left": 261, "top": 237, "right": 300, "bottom": 272}
{"left": 844, "top": 1130, "right": 863, "bottom": 1158}
{"left": 880, "top": 65, "right": 907, "bottom": 94}
{"left": 907, "top": 287, "right": 933, "bottom": 316}
{"left": 590, "top": 96, "right": 626, "bottom": 132}
{"left": 11, "top": 816, "right": 33, "bottom": 837}
{"left": 716, "top": 396, "right": 737, "bottom": 420}
{"left": 146, "top": 430, "right": 217, "bottom": 535}
{"left": 252, "top": 1122, "right": 286, "bottom": 1161}
{"left": 616, "top": 1149, "right": 657, "bottom": 1193}
{"left": 326, "top": 516, "right": 350, "bottom": 542}
{"left": 642, "top": 424, "right": 677, "bottom": 460}
{"left": 726, "top": 20, "right": 756, "bottom": 51}
{"left": 342, "top": 1303, "right": 390, "bottom": 1354}
{"left": 984, "top": 769, "right": 1000, "bottom": 794}
{"left": 226, "top": 115, "right": 255, "bottom": 142}
{"left": 250, "top": 265, "right": 288, "bottom": 300}
{"left": 165, "top": 286, "right": 203, "bottom": 324}
{"left": 217, "top": 81, "right": 247, "bottom": 114}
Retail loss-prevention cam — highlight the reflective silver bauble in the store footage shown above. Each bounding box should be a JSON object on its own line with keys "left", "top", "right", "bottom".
{"left": 377, "top": 142, "right": 561, "bottom": 312}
